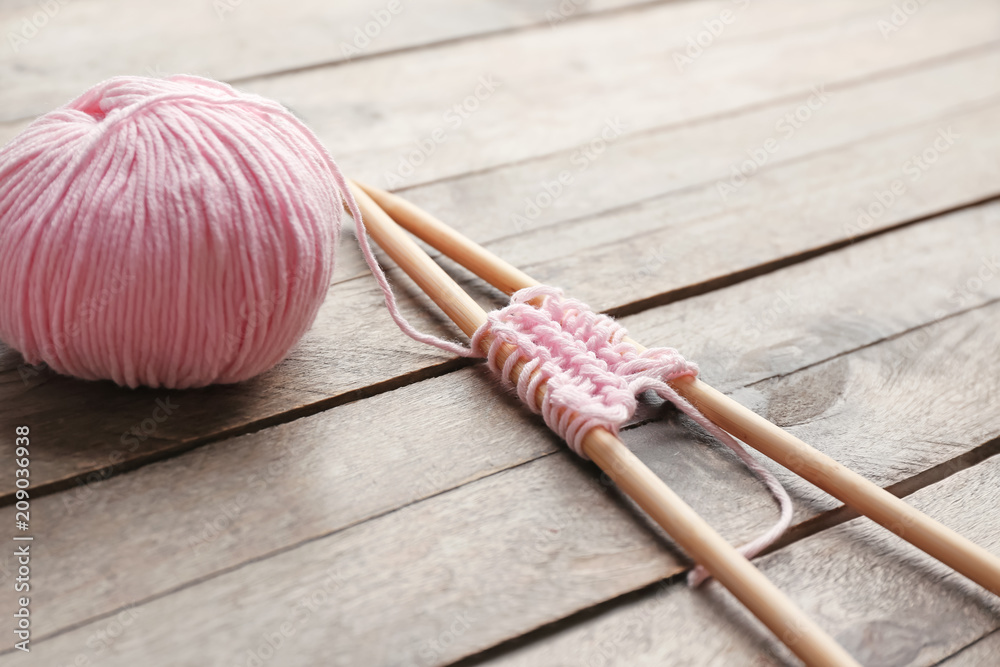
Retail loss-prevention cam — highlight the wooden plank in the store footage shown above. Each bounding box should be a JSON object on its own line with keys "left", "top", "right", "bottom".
{"left": 474, "top": 457, "right": 1000, "bottom": 667}
{"left": 517, "top": 102, "right": 1000, "bottom": 313}
{"left": 3, "top": 79, "right": 999, "bottom": 500}
{"left": 617, "top": 201, "right": 1000, "bottom": 397}
{"left": 0, "top": 0, "right": 647, "bottom": 122}
{"left": 3, "top": 204, "right": 1000, "bottom": 655}
{"left": 1, "top": 0, "right": 908, "bottom": 126}
{"left": 938, "top": 630, "right": 1000, "bottom": 666}
{"left": 3, "top": 302, "right": 998, "bottom": 666}
{"left": 328, "top": 46, "right": 1000, "bottom": 283}
{"left": 237, "top": 0, "right": 999, "bottom": 187}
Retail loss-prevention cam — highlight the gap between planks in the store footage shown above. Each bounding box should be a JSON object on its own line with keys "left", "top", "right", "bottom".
{"left": 0, "top": 354, "right": 477, "bottom": 507}
{"left": 451, "top": 454, "right": 1000, "bottom": 667}
{"left": 0, "top": 0, "right": 660, "bottom": 124}
{"left": 8, "top": 405, "right": 1000, "bottom": 658}
{"left": 226, "top": 0, "right": 678, "bottom": 90}
{"left": 0, "top": 0, "right": 904, "bottom": 126}
{"left": 744, "top": 293, "right": 1000, "bottom": 390}
{"left": 603, "top": 191, "right": 1000, "bottom": 319}
{"left": 388, "top": 40, "right": 1000, "bottom": 199}
{"left": 22, "top": 431, "right": 994, "bottom": 664}
{"left": 327, "top": 52, "right": 1000, "bottom": 296}
{"left": 933, "top": 627, "right": 1000, "bottom": 666}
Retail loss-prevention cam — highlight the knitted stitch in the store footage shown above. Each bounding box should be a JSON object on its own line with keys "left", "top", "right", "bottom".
{"left": 471, "top": 285, "right": 792, "bottom": 585}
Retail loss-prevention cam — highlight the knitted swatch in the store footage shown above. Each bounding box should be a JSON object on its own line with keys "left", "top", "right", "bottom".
{"left": 471, "top": 285, "right": 792, "bottom": 585}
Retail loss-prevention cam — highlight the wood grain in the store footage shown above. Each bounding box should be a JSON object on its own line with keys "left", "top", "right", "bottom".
{"left": 327, "top": 46, "right": 1000, "bottom": 283}
{"left": 474, "top": 457, "right": 1000, "bottom": 667}
{"left": 517, "top": 102, "right": 1000, "bottom": 313}
{"left": 937, "top": 630, "right": 1000, "bottom": 666}
{"left": 0, "top": 0, "right": 647, "bottom": 122}
{"left": 3, "top": 211, "right": 1000, "bottom": 662}
{"left": 238, "top": 0, "right": 1000, "bottom": 188}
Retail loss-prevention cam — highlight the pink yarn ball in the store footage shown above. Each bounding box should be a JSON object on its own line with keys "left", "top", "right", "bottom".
{"left": 0, "top": 75, "right": 346, "bottom": 389}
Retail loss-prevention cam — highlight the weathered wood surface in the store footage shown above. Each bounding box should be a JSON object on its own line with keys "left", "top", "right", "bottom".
{"left": 474, "top": 457, "right": 1000, "bottom": 667}
{"left": 2, "top": 0, "right": 1000, "bottom": 664}
{"left": 0, "top": 0, "right": 648, "bottom": 122}
{"left": 242, "top": 0, "right": 999, "bottom": 188}
{"left": 939, "top": 630, "right": 1000, "bottom": 666}
{"left": 3, "top": 204, "right": 999, "bottom": 663}
{"left": 3, "top": 44, "right": 1000, "bottom": 500}
{"left": 0, "top": 0, "right": 903, "bottom": 132}
{"left": 335, "top": 45, "right": 1000, "bottom": 283}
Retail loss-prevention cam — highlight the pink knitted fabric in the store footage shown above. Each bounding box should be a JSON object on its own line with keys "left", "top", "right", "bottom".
{"left": 471, "top": 285, "right": 792, "bottom": 585}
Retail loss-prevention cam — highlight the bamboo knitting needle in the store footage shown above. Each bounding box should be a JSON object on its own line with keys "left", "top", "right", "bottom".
{"left": 348, "top": 182, "right": 860, "bottom": 667}
{"left": 354, "top": 180, "right": 1000, "bottom": 600}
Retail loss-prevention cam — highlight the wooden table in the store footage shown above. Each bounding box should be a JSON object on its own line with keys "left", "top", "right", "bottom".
{"left": 1, "top": 1, "right": 999, "bottom": 665}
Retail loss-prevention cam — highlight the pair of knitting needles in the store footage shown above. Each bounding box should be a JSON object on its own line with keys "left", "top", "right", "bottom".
{"left": 348, "top": 180, "right": 1000, "bottom": 667}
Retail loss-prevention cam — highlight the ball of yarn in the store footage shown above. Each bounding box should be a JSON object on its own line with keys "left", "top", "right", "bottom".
{"left": 0, "top": 75, "right": 347, "bottom": 389}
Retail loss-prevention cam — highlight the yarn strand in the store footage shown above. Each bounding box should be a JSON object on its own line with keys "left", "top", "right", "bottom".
{"left": 326, "top": 167, "right": 474, "bottom": 358}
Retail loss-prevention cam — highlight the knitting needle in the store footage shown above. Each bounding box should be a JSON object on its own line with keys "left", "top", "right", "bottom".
{"left": 348, "top": 182, "right": 860, "bottom": 667}
{"left": 353, "top": 180, "right": 1000, "bottom": 599}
